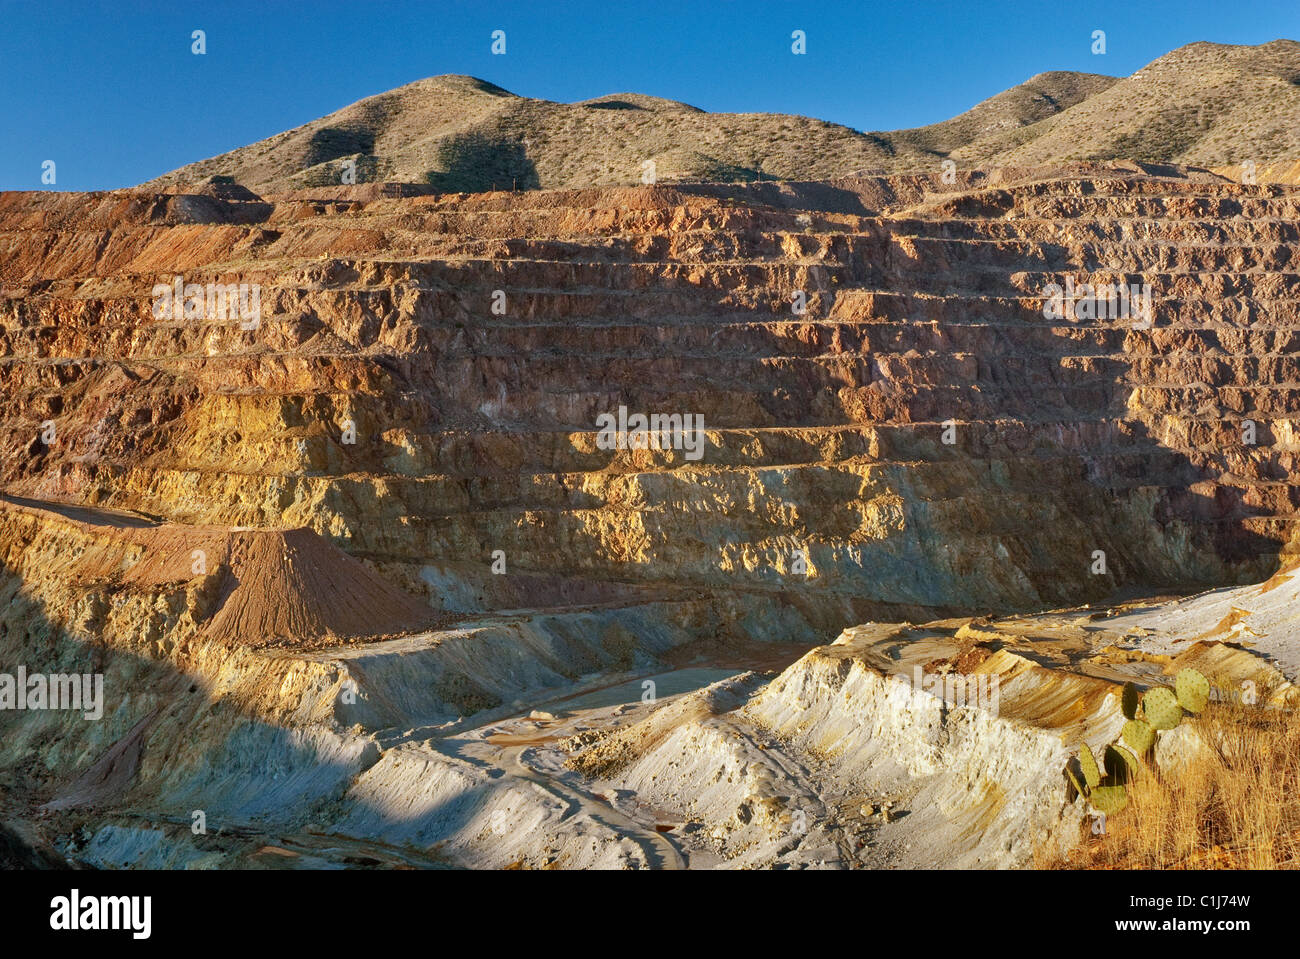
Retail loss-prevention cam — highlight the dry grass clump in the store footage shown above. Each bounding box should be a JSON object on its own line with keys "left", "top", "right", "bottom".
{"left": 1048, "top": 690, "right": 1300, "bottom": 869}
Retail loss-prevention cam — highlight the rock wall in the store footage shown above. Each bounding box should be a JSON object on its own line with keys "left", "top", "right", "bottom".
{"left": 3, "top": 166, "right": 1295, "bottom": 625}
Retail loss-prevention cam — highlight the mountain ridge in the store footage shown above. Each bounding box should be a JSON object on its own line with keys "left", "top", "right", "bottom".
{"left": 146, "top": 40, "right": 1300, "bottom": 193}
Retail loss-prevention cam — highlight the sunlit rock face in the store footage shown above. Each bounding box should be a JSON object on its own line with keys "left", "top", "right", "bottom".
{"left": 3, "top": 166, "right": 1295, "bottom": 619}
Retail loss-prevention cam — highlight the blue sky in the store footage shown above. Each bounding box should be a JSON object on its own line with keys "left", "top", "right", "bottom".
{"left": 3, "top": 0, "right": 1298, "bottom": 190}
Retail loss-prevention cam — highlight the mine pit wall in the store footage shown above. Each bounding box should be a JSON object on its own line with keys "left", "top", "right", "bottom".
{"left": 14, "top": 443, "right": 1270, "bottom": 625}
{"left": 3, "top": 177, "right": 1294, "bottom": 630}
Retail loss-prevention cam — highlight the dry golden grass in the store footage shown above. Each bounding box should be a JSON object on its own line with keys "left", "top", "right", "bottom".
{"left": 1046, "top": 690, "right": 1300, "bottom": 869}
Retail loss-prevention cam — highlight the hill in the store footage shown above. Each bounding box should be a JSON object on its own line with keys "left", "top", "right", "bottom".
{"left": 146, "top": 41, "right": 1300, "bottom": 193}
{"left": 145, "top": 70, "right": 1113, "bottom": 192}
{"left": 963, "top": 40, "right": 1300, "bottom": 168}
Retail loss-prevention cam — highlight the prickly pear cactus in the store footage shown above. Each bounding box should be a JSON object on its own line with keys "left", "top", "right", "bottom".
{"left": 1142, "top": 687, "right": 1183, "bottom": 730}
{"left": 1090, "top": 784, "right": 1128, "bottom": 815}
{"left": 1175, "top": 668, "right": 1210, "bottom": 714}
{"left": 1106, "top": 743, "right": 1139, "bottom": 782}
{"left": 1121, "top": 681, "right": 1140, "bottom": 720}
{"left": 1079, "top": 742, "right": 1102, "bottom": 790}
{"left": 1066, "top": 761, "right": 1088, "bottom": 800}
{"left": 1066, "top": 672, "right": 1217, "bottom": 823}
{"left": 1122, "top": 718, "right": 1155, "bottom": 755}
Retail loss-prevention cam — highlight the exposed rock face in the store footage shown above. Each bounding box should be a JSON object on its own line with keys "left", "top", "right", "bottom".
{"left": 1, "top": 160, "right": 1298, "bottom": 868}
{"left": 4, "top": 164, "right": 1296, "bottom": 618}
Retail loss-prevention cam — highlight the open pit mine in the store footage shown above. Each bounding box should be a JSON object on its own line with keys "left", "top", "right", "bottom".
{"left": 1, "top": 162, "right": 1299, "bottom": 870}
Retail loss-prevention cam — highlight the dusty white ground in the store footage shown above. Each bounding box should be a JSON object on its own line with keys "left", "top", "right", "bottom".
{"left": 40, "top": 570, "right": 1299, "bottom": 871}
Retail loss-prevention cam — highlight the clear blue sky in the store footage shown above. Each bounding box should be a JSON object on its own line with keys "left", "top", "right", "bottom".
{"left": 3, "top": 0, "right": 1298, "bottom": 190}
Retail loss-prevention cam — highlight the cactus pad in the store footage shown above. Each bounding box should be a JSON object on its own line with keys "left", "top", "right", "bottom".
{"left": 1106, "top": 744, "right": 1139, "bottom": 783}
{"left": 1142, "top": 687, "right": 1183, "bottom": 730}
{"left": 1066, "top": 762, "right": 1087, "bottom": 800}
{"left": 1175, "top": 668, "right": 1210, "bottom": 714}
{"left": 1079, "top": 742, "right": 1102, "bottom": 790}
{"left": 1090, "top": 785, "right": 1128, "bottom": 815}
{"left": 1122, "top": 719, "right": 1156, "bottom": 755}
{"left": 1121, "top": 681, "right": 1140, "bottom": 720}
